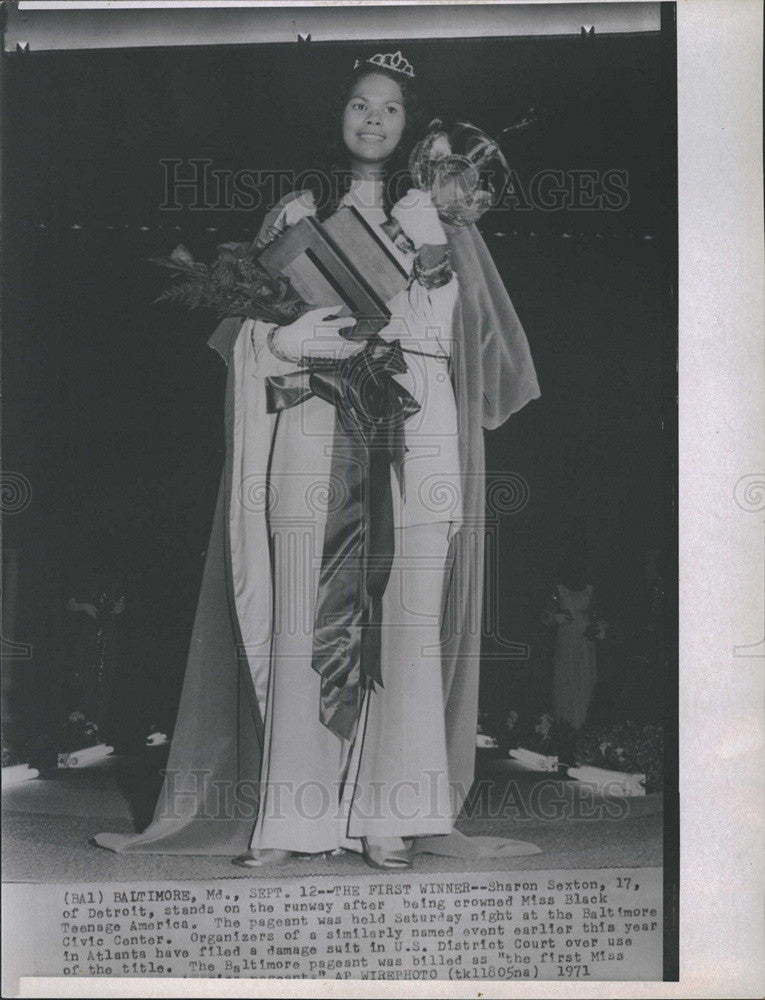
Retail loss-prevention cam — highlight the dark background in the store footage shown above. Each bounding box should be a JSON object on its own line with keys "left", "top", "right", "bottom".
{"left": 1, "top": 27, "right": 676, "bottom": 756}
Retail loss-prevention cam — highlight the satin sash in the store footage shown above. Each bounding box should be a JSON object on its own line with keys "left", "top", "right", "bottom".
{"left": 265, "top": 337, "right": 420, "bottom": 741}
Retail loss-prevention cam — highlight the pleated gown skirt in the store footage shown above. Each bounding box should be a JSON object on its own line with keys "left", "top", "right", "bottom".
{"left": 250, "top": 394, "right": 455, "bottom": 853}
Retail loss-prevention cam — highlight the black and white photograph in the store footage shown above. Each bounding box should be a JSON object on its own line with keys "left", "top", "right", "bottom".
{"left": 0, "top": 0, "right": 760, "bottom": 994}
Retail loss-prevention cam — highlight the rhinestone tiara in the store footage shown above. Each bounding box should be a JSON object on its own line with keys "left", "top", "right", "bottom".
{"left": 353, "top": 50, "right": 415, "bottom": 79}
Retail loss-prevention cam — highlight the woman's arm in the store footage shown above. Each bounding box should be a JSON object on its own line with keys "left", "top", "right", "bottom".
{"left": 386, "top": 188, "right": 459, "bottom": 355}
{"left": 405, "top": 270, "right": 459, "bottom": 357}
{"left": 255, "top": 190, "right": 317, "bottom": 248}
{"left": 251, "top": 307, "right": 362, "bottom": 373}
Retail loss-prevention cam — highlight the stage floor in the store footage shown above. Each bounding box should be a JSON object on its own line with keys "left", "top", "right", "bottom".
{"left": 2, "top": 751, "right": 663, "bottom": 883}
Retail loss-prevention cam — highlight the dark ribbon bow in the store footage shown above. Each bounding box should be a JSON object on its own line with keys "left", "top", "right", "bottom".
{"left": 265, "top": 336, "right": 420, "bottom": 741}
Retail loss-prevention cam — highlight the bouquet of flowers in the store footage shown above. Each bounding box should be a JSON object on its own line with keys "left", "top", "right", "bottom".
{"left": 150, "top": 241, "right": 307, "bottom": 326}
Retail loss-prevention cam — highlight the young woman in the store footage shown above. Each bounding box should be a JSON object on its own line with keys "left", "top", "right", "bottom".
{"left": 239, "top": 62, "right": 463, "bottom": 869}
{"left": 95, "top": 52, "right": 541, "bottom": 868}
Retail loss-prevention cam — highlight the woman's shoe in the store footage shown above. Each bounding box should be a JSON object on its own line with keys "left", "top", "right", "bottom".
{"left": 232, "top": 848, "right": 292, "bottom": 869}
{"left": 362, "top": 837, "right": 413, "bottom": 871}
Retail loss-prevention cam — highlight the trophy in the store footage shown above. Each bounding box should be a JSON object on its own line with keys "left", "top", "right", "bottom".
{"left": 257, "top": 205, "right": 409, "bottom": 340}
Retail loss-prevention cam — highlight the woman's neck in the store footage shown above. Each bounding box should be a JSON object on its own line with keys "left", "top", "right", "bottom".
{"left": 348, "top": 162, "right": 385, "bottom": 207}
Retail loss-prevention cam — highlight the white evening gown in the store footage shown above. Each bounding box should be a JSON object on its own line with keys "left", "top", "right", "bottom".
{"left": 248, "top": 185, "right": 463, "bottom": 853}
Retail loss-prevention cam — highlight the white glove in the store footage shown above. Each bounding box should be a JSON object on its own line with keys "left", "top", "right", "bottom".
{"left": 390, "top": 188, "right": 447, "bottom": 248}
{"left": 261, "top": 192, "right": 317, "bottom": 249}
{"left": 270, "top": 305, "right": 360, "bottom": 361}
{"left": 281, "top": 191, "right": 317, "bottom": 228}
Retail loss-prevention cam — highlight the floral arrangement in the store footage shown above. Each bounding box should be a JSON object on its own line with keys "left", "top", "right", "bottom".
{"left": 151, "top": 242, "right": 307, "bottom": 326}
{"left": 576, "top": 721, "right": 664, "bottom": 792}
{"left": 506, "top": 711, "right": 577, "bottom": 760}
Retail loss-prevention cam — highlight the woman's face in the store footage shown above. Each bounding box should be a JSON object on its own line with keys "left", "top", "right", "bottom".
{"left": 342, "top": 72, "right": 406, "bottom": 167}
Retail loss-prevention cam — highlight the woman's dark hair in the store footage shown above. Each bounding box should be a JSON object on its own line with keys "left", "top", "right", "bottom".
{"left": 300, "top": 59, "right": 423, "bottom": 219}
